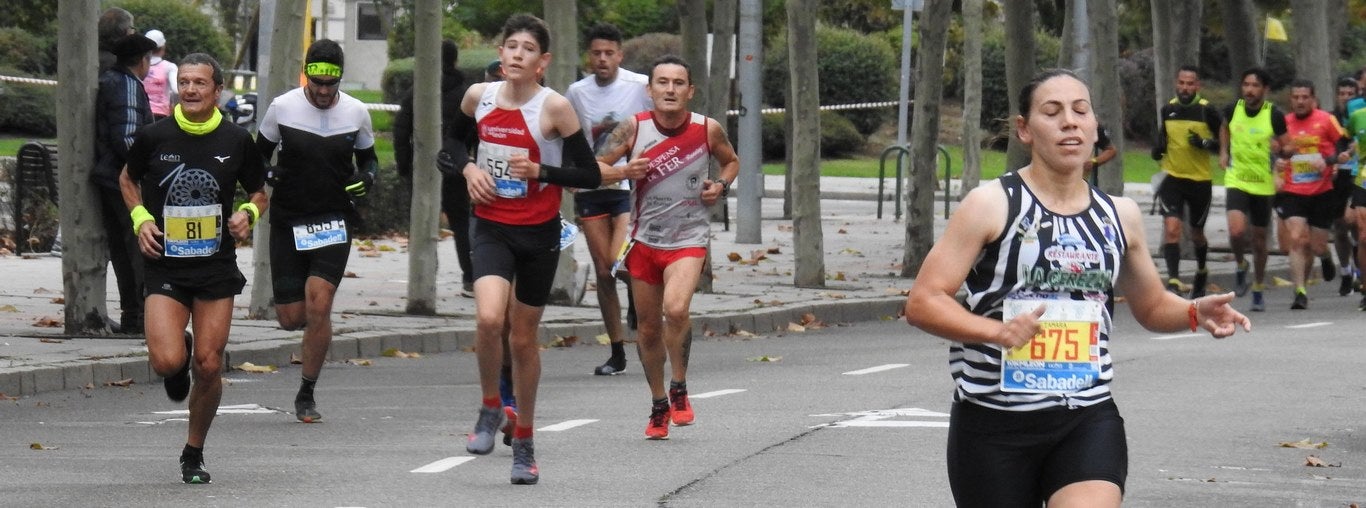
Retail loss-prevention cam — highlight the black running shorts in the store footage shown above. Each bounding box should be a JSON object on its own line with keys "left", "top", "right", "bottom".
{"left": 1156, "top": 176, "right": 1212, "bottom": 228}
{"left": 269, "top": 214, "right": 352, "bottom": 305}
{"left": 1226, "top": 188, "right": 1274, "bottom": 229}
{"left": 144, "top": 260, "right": 247, "bottom": 308}
{"left": 946, "top": 399, "right": 1127, "bottom": 508}
{"left": 471, "top": 216, "right": 561, "bottom": 307}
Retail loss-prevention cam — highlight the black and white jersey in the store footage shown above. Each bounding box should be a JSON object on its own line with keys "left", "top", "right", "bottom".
{"left": 125, "top": 118, "right": 265, "bottom": 269}
{"left": 258, "top": 87, "right": 374, "bottom": 225}
{"left": 952, "top": 172, "right": 1127, "bottom": 411}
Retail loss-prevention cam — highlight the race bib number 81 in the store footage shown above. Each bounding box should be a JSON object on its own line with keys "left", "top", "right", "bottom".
{"left": 163, "top": 205, "right": 221, "bottom": 258}
{"left": 478, "top": 141, "right": 530, "bottom": 199}
{"left": 1000, "top": 297, "right": 1103, "bottom": 394}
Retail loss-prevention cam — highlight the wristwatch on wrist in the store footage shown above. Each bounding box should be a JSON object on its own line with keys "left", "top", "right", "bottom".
{"left": 719, "top": 179, "right": 731, "bottom": 197}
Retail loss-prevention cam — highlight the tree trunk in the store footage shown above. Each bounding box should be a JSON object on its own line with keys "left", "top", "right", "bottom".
{"left": 405, "top": 0, "right": 440, "bottom": 315}
{"left": 1089, "top": 0, "right": 1126, "bottom": 196}
{"left": 1291, "top": 0, "right": 1332, "bottom": 105}
{"left": 1327, "top": 0, "right": 1347, "bottom": 70}
{"left": 1003, "top": 0, "right": 1035, "bottom": 173}
{"left": 679, "top": 0, "right": 709, "bottom": 113}
{"left": 58, "top": 1, "right": 106, "bottom": 334}
{"left": 903, "top": 0, "right": 953, "bottom": 277}
{"left": 248, "top": 0, "right": 306, "bottom": 320}
{"left": 1150, "top": 0, "right": 1174, "bottom": 115}
{"left": 697, "top": 0, "right": 735, "bottom": 293}
{"left": 787, "top": 0, "right": 823, "bottom": 288}
{"left": 958, "top": 0, "right": 984, "bottom": 201}
{"left": 1169, "top": 0, "right": 1202, "bottom": 70}
{"left": 1057, "top": 0, "right": 1076, "bottom": 68}
{"left": 543, "top": 0, "right": 584, "bottom": 306}
{"left": 1220, "top": 0, "right": 1262, "bottom": 75}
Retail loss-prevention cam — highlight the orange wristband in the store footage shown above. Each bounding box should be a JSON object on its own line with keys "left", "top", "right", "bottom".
{"left": 1188, "top": 300, "right": 1198, "bottom": 332}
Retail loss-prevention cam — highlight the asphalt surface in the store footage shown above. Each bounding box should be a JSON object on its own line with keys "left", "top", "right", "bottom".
{"left": 1, "top": 176, "right": 1363, "bottom": 505}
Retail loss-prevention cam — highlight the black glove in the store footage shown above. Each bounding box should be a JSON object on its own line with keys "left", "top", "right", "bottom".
{"left": 436, "top": 149, "right": 458, "bottom": 177}
{"left": 345, "top": 171, "right": 375, "bottom": 197}
{"left": 264, "top": 166, "right": 282, "bottom": 187}
{"left": 1188, "top": 132, "right": 1210, "bottom": 150}
{"left": 1150, "top": 146, "right": 1163, "bottom": 161}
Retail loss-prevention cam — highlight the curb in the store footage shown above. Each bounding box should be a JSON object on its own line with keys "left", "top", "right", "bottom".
{"left": 0, "top": 296, "right": 906, "bottom": 398}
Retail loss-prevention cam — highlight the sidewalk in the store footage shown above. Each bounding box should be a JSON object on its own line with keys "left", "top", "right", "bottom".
{"left": 0, "top": 176, "right": 1268, "bottom": 397}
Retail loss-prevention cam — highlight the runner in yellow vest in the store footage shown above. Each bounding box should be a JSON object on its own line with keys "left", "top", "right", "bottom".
{"left": 1151, "top": 66, "right": 1224, "bottom": 298}
{"left": 1218, "top": 68, "right": 1288, "bottom": 312}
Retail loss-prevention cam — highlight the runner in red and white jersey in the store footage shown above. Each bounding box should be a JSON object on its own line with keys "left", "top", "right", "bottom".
{"left": 1274, "top": 79, "right": 1348, "bottom": 309}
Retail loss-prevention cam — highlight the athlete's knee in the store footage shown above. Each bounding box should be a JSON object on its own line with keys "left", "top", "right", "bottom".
{"left": 475, "top": 309, "right": 506, "bottom": 334}
{"left": 661, "top": 299, "right": 692, "bottom": 327}
{"left": 150, "top": 351, "right": 186, "bottom": 377}
{"left": 191, "top": 349, "right": 224, "bottom": 381}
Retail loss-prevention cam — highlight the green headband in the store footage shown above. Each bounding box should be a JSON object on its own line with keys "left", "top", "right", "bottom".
{"left": 305, "top": 62, "right": 342, "bottom": 78}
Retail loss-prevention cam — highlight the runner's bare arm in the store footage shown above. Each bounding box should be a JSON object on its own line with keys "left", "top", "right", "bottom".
{"left": 903, "top": 182, "right": 1039, "bottom": 348}
{"left": 119, "top": 165, "right": 163, "bottom": 258}
{"left": 700, "top": 118, "right": 739, "bottom": 205}
{"left": 597, "top": 117, "right": 647, "bottom": 183}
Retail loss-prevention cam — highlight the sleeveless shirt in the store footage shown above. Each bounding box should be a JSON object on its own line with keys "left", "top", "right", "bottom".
{"left": 629, "top": 111, "right": 713, "bottom": 249}
{"left": 474, "top": 82, "right": 564, "bottom": 225}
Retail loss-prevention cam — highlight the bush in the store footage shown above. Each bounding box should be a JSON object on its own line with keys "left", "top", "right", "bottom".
{"left": 976, "top": 26, "right": 1061, "bottom": 134}
{"left": 351, "top": 165, "right": 412, "bottom": 236}
{"left": 0, "top": 75, "right": 56, "bottom": 137}
{"left": 0, "top": 27, "right": 54, "bottom": 75}
{"left": 764, "top": 25, "right": 898, "bottom": 136}
{"left": 760, "top": 110, "right": 867, "bottom": 161}
{"left": 598, "top": 0, "right": 679, "bottom": 39}
{"left": 112, "top": 0, "right": 232, "bottom": 65}
{"left": 381, "top": 58, "right": 416, "bottom": 105}
{"left": 386, "top": 12, "right": 475, "bottom": 61}
{"left": 621, "top": 33, "right": 681, "bottom": 75}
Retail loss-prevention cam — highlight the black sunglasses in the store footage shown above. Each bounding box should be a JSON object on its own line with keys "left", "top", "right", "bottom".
{"left": 308, "top": 76, "right": 341, "bottom": 88}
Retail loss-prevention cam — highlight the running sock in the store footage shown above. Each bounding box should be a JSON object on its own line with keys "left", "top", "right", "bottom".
{"left": 609, "top": 342, "right": 625, "bottom": 362}
{"left": 1237, "top": 260, "right": 1249, "bottom": 271}
{"left": 1162, "top": 243, "right": 1181, "bottom": 280}
{"left": 482, "top": 396, "right": 501, "bottom": 409}
{"left": 652, "top": 397, "right": 668, "bottom": 406}
{"left": 669, "top": 380, "right": 686, "bottom": 392}
{"left": 1252, "top": 282, "right": 1265, "bottom": 291}
{"left": 513, "top": 426, "right": 533, "bottom": 439}
{"left": 297, "top": 376, "right": 316, "bottom": 401}
{"left": 180, "top": 443, "right": 203, "bottom": 463}
{"left": 1195, "top": 245, "right": 1208, "bottom": 271}
{"left": 1296, "top": 286, "right": 1307, "bottom": 295}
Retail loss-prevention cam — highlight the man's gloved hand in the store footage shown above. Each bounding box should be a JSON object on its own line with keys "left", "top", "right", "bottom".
{"left": 1150, "top": 146, "right": 1164, "bottom": 161}
{"left": 1188, "top": 132, "right": 1211, "bottom": 150}
{"left": 345, "top": 171, "right": 375, "bottom": 197}
{"left": 265, "top": 166, "right": 282, "bottom": 187}
{"left": 436, "top": 149, "right": 458, "bottom": 177}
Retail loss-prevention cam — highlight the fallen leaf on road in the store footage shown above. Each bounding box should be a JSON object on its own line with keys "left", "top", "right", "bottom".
{"left": 378, "top": 245, "right": 396, "bottom": 252}
{"left": 1304, "top": 455, "right": 1340, "bottom": 467}
{"left": 596, "top": 334, "right": 611, "bottom": 345}
{"left": 82, "top": 383, "right": 93, "bottom": 390}
{"left": 787, "top": 322, "right": 806, "bottom": 332}
{"left": 727, "top": 252, "right": 743, "bottom": 262}
{"left": 799, "top": 313, "right": 826, "bottom": 329}
{"left": 348, "top": 359, "right": 373, "bottom": 366}
{"left": 747, "top": 355, "right": 782, "bottom": 362}
{"left": 368, "top": 301, "right": 379, "bottom": 306}
{"left": 30, "top": 443, "right": 59, "bottom": 451}
{"left": 1271, "top": 276, "right": 1293, "bottom": 288}
{"left": 731, "top": 329, "right": 758, "bottom": 338}
{"left": 32, "top": 317, "right": 61, "bottom": 327}
{"left": 777, "top": 224, "right": 793, "bottom": 232}
{"left": 39, "top": 338, "right": 64, "bottom": 344}
{"left": 382, "top": 348, "right": 421, "bottom": 359}
{"left": 234, "top": 362, "right": 277, "bottom": 373}
{"left": 360, "top": 251, "right": 381, "bottom": 258}
{"left": 1280, "top": 439, "right": 1328, "bottom": 449}
{"left": 766, "top": 247, "right": 782, "bottom": 254}
{"left": 33, "top": 287, "right": 53, "bottom": 294}
{"left": 703, "top": 329, "right": 716, "bottom": 337}
{"left": 289, "top": 353, "right": 302, "bottom": 364}
{"left": 0, "top": 393, "right": 18, "bottom": 401}
{"left": 344, "top": 271, "right": 358, "bottom": 278}
{"left": 105, "top": 378, "right": 134, "bottom": 387}
{"left": 837, "top": 229, "right": 847, "bottom": 234}
{"left": 549, "top": 335, "right": 579, "bottom": 348}
{"left": 839, "top": 248, "right": 863, "bottom": 256}
{"left": 830, "top": 272, "right": 846, "bottom": 281}
{"left": 0, "top": 305, "right": 17, "bottom": 312}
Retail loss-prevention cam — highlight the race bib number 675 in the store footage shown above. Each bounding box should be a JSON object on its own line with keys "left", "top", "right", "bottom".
{"left": 1000, "top": 297, "right": 1103, "bottom": 394}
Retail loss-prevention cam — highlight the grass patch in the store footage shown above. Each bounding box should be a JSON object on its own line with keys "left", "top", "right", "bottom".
{"left": 0, "top": 137, "right": 54, "bottom": 157}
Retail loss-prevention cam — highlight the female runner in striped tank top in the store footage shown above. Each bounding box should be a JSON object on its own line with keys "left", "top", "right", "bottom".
{"left": 904, "top": 69, "right": 1251, "bottom": 508}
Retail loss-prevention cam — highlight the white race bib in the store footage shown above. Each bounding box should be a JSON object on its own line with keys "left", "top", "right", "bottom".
{"left": 292, "top": 217, "right": 348, "bottom": 251}
{"left": 1000, "top": 295, "right": 1103, "bottom": 394}
{"left": 478, "top": 141, "right": 530, "bottom": 199}
{"left": 162, "top": 205, "right": 221, "bottom": 258}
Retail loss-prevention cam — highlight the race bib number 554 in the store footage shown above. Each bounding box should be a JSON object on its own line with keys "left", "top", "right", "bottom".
{"left": 1000, "top": 297, "right": 1103, "bottom": 394}
{"left": 478, "top": 142, "right": 530, "bottom": 199}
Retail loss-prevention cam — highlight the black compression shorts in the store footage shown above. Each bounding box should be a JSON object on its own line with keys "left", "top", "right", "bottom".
{"left": 144, "top": 260, "right": 247, "bottom": 308}
{"left": 1156, "top": 176, "right": 1212, "bottom": 228}
{"left": 947, "top": 399, "right": 1127, "bottom": 508}
{"left": 1226, "top": 188, "right": 1274, "bottom": 229}
{"left": 1275, "top": 192, "right": 1337, "bottom": 229}
{"left": 269, "top": 214, "right": 352, "bottom": 305}
{"left": 471, "top": 216, "right": 561, "bottom": 307}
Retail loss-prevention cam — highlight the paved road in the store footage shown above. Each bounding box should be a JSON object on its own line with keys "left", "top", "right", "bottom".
{"left": 2, "top": 286, "right": 1363, "bottom": 507}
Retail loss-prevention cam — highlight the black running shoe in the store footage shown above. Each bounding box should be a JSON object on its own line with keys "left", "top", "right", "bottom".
{"left": 594, "top": 356, "right": 626, "bottom": 376}
{"left": 163, "top": 332, "right": 193, "bottom": 402}
{"left": 180, "top": 455, "right": 211, "bottom": 484}
{"left": 295, "top": 396, "right": 322, "bottom": 423}
{"left": 1340, "top": 276, "right": 1354, "bottom": 296}
{"left": 1188, "top": 270, "right": 1208, "bottom": 299}
{"left": 626, "top": 306, "right": 637, "bottom": 331}
{"left": 1291, "top": 292, "right": 1308, "bottom": 310}
{"left": 1322, "top": 257, "right": 1337, "bottom": 282}
{"left": 1359, "top": 295, "right": 1366, "bottom": 311}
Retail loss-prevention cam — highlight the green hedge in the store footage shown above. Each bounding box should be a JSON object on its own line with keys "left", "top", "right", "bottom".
{"left": 0, "top": 27, "right": 54, "bottom": 75}
{"left": 764, "top": 25, "right": 898, "bottom": 136}
{"left": 0, "top": 73, "right": 56, "bottom": 137}
{"left": 760, "top": 110, "right": 865, "bottom": 161}
{"left": 111, "top": 0, "right": 232, "bottom": 65}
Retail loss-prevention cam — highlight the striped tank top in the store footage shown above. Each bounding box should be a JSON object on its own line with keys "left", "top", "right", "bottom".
{"left": 953, "top": 172, "right": 1127, "bottom": 411}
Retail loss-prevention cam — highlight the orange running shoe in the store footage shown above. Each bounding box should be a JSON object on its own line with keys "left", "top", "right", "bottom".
{"left": 501, "top": 406, "right": 517, "bottom": 446}
{"left": 646, "top": 400, "right": 671, "bottom": 440}
{"left": 669, "top": 386, "right": 694, "bottom": 426}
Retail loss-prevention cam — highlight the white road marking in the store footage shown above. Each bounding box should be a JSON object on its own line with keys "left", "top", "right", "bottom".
{"left": 842, "top": 363, "right": 910, "bottom": 375}
{"left": 811, "top": 407, "right": 950, "bottom": 429}
{"left": 1151, "top": 333, "right": 1204, "bottom": 340}
{"left": 537, "top": 419, "right": 598, "bottom": 432}
{"left": 1285, "top": 322, "right": 1332, "bottom": 329}
{"left": 689, "top": 389, "right": 747, "bottom": 399}
{"left": 410, "top": 456, "right": 476, "bottom": 473}
{"left": 152, "top": 403, "right": 279, "bottom": 415}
